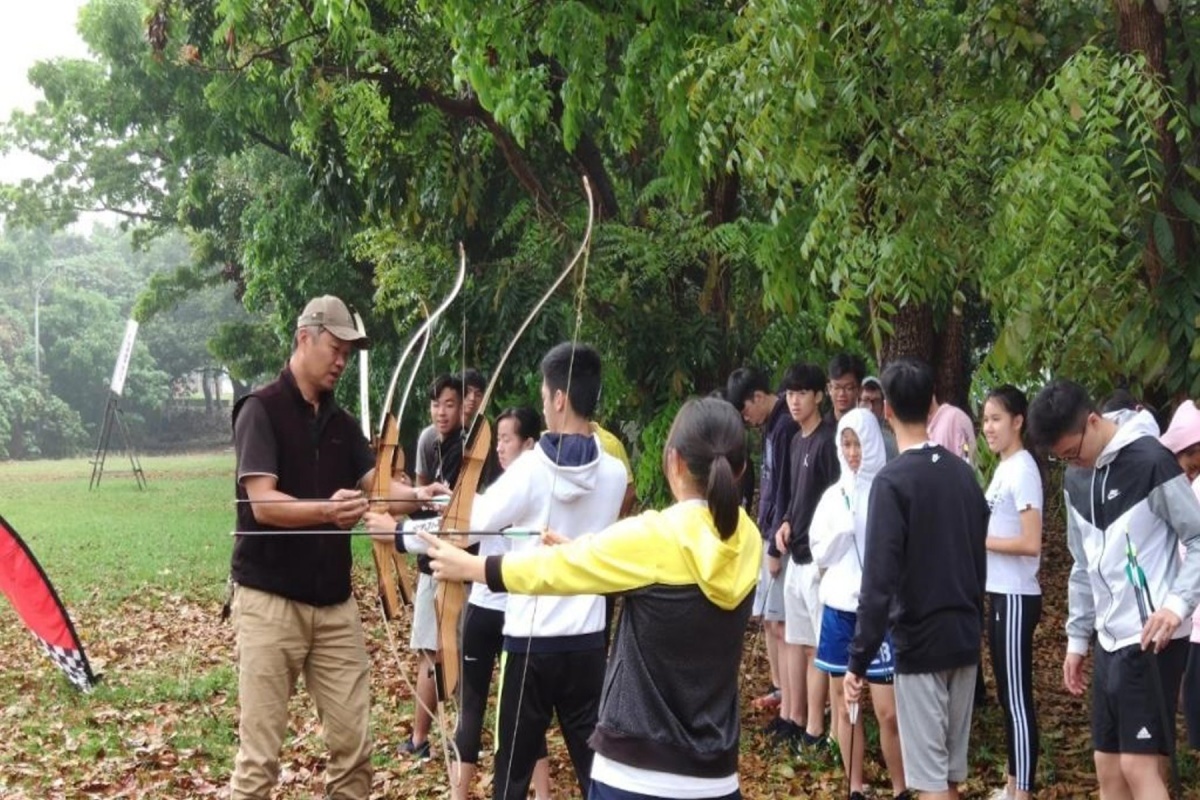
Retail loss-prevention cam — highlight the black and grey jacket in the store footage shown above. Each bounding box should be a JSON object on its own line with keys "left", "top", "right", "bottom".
{"left": 1064, "top": 409, "right": 1200, "bottom": 655}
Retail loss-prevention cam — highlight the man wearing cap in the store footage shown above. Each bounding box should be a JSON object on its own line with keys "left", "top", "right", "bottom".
{"left": 228, "top": 295, "right": 446, "bottom": 800}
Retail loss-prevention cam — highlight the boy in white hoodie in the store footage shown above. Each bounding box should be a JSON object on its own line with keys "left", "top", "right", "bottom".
{"left": 1028, "top": 380, "right": 1200, "bottom": 799}
{"left": 810, "top": 409, "right": 908, "bottom": 800}
{"left": 468, "top": 342, "right": 627, "bottom": 800}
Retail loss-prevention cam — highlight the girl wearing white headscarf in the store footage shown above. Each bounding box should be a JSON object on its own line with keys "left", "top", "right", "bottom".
{"left": 810, "top": 409, "right": 908, "bottom": 800}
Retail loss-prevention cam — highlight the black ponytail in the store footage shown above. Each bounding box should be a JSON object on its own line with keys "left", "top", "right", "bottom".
{"left": 667, "top": 397, "right": 747, "bottom": 540}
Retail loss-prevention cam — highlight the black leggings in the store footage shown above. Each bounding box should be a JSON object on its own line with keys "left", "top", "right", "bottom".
{"left": 988, "top": 593, "right": 1041, "bottom": 792}
{"left": 454, "top": 604, "right": 550, "bottom": 764}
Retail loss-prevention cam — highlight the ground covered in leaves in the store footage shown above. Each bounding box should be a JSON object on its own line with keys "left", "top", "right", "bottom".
{"left": 1, "top": 461, "right": 1199, "bottom": 798}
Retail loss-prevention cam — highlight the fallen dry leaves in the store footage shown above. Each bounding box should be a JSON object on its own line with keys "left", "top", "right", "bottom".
{"left": 1, "top": 516, "right": 1198, "bottom": 798}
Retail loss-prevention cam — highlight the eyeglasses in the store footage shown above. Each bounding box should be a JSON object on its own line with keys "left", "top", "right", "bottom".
{"left": 829, "top": 381, "right": 859, "bottom": 396}
{"left": 1048, "top": 414, "right": 1091, "bottom": 465}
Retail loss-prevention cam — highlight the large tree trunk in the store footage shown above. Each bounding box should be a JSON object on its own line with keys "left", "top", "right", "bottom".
{"left": 699, "top": 169, "right": 742, "bottom": 392}
{"left": 878, "top": 301, "right": 934, "bottom": 367}
{"left": 877, "top": 300, "right": 968, "bottom": 410}
{"left": 933, "top": 308, "right": 970, "bottom": 411}
{"left": 1114, "top": 0, "right": 1194, "bottom": 284}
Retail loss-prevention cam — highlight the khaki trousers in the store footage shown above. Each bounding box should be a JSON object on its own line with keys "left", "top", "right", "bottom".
{"left": 229, "top": 586, "right": 372, "bottom": 800}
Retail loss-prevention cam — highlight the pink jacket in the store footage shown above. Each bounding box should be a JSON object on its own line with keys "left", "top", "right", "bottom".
{"left": 1161, "top": 400, "right": 1200, "bottom": 643}
{"left": 928, "top": 402, "right": 976, "bottom": 464}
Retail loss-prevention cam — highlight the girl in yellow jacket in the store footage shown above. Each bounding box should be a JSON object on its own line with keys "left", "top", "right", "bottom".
{"left": 423, "top": 396, "right": 762, "bottom": 800}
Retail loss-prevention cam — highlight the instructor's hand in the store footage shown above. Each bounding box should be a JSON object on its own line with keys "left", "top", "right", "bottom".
{"left": 326, "top": 489, "right": 369, "bottom": 529}
{"left": 1062, "top": 652, "right": 1087, "bottom": 696}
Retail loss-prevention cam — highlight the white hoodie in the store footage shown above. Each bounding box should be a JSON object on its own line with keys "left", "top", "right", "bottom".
{"left": 1065, "top": 409, "right": 1200, "bottom": 654}
{"left": 470, "top": 433, "right": 627, "bottom": 642}
{"left": 809, "top": 409, "right": 886, "bottom": 613}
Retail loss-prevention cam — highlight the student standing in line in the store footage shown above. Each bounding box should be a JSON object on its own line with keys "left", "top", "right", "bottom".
{"left": 423, "top": 396, "right": 762, "bottom": 800}
{"left": 860, "top": 375, "right": 898, "bottom": 461}
{"left": 775, "top": 363, "right": 840, "bottom": 750}
{"left": 402, "top": 373, "right": 467, "bottom": 760}
{"left": 929, "top": 395, "right": 977, "bottom": 465}
{"left": 1027, "top": 380, "right": 1200, "bottom": 800}
{"left": 1158, "top": 399, "right": 1200, "bottom": 752}
{"left": 810, "top": 409, "right": 908, "bottom": 800}
{"left": 727, "top": 367, "right": 798, "bottom": 716}
{"left": 845, "top": 358, "right": 988, "bottom": 800}
{"left": 980, "top": 386, "right": 1043, "bottom": 800}
{"left": 826, "top": 353, "right": 865, "bottom": 424}
{"left": 453, "top": 406, "right": 552, "bottom": 800}
{"left": 464, "top": 342, "right": 626, "bottom": 800}
{"left": 415, "top": 369, "right": 485, "bottom": 484}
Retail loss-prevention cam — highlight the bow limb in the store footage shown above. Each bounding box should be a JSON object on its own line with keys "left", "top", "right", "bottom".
{"left": 378, "top": 245, "right": 467, "bottom": 433}
{"left": 471, "top": 179, "right": 595, "bottom": 420}
{"left": 384, "top": 299, "right": 432, "bottom": 614}
{"left": 434, "top": 177, "right": 594, "bottom": 702}
{"left": 354, "top": 310, "right": 408, "bottom": 617}
{"left": 433, "top": 415, "right": 493, "bottom": 700}
{"left": 369, "top": 413, "right": 407, "bottom": 618}
{"left": 394, "top": 300, "right": 432, "bottom": 435}
{"left": 372, "top": 247, "right": 464, "bottom": 616}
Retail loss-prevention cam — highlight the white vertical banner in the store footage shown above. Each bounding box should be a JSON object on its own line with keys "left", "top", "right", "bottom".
{"left": 109, "top": 319, "right": 139, "bottom": 396}
{"left": 353, "top": 312, "right": 370, "bottom": 439}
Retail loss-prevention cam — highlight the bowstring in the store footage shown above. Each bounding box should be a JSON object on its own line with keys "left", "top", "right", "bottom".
{"left": 500, "top": 218, "right": 592, "bottom": 800}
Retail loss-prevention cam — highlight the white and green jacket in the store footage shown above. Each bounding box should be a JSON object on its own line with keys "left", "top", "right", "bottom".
{"left": 1064, "top": 410, "right": 1200, "bottom": 655}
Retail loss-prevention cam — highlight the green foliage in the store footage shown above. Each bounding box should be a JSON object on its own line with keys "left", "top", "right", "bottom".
{"left": 983, "top": 47, "right": 1172, "bottom": 390}
{"left": 7, "top": 0, "right": 1200, "bottom": 467}
{"left": 634, "top": 397, "right": 682, "bottom": 509}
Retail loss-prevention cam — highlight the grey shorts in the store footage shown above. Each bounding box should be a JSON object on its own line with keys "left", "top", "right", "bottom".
{"left": 409, "top": 572, "right": 438, "bottom": 652}
{"left": 753, "top": 551, "right": 787, "bottom": 622}
{"left": 894, "top": 664, "right": 977, "bottom": 792}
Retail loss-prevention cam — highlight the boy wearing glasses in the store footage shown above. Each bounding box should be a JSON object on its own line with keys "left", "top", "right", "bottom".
{"left": 1027, "top": 379, "right": 1200, "bottom": 800}
{"left": 827, "top": 353, "right": 865, "bottom": 424}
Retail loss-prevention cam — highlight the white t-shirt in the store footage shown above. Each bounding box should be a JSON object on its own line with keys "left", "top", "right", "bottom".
{"left": 985, "top": 449, "right": 1043, "bottom": 595}
{"left": 590, "top": 754, "right": 739, "bottom": 799}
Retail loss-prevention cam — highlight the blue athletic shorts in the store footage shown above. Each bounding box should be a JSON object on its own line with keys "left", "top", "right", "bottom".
{"left": 815, "top": 606, "right": 894, "bottom": 681}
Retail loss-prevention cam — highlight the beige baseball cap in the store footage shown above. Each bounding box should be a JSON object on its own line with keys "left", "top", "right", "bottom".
{"left": 296, "top": 295, "right": 371, "bottom": 348}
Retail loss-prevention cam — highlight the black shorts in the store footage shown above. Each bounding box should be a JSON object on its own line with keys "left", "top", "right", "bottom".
{"left": 1092, "top": 638, "right": 1188, "bottom": 755}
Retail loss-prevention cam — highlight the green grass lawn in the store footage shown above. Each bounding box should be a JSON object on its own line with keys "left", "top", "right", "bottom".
{"left": 1, "top": 452, "right": 379, "bottom": 607}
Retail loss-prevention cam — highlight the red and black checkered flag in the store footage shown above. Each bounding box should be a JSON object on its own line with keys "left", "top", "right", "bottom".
{"left": 0, "top": 515, "right": 98, "bottom": 692}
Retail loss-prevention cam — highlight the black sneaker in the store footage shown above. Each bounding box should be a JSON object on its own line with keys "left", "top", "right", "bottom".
{"left": 398, "top": 737, "right": 431, "bottom": 761}
{"left": 850, "top": 793, "right": 867, "bottom": 800}
{"left": 796, "top": 731, "right": 830, "bottom": 753}
{"left": 895, "top": 791, "right": 914, "bottom": 800}
{"left": 763, "top": 715, "right": 788, "bottom": 736}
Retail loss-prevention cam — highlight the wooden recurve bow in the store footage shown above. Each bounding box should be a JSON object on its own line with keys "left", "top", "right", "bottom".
{"left": 434, "top": 177, "right": 595, "bottom": 703}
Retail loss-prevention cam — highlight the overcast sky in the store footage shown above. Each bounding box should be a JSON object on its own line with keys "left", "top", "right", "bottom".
{"left": 0, "top": 0, "right": 91, "bottom": 184}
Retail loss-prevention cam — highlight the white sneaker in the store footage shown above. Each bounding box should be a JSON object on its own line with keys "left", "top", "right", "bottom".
{"left": 987, "top": 789, "right": 1012, "bottom": 800}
